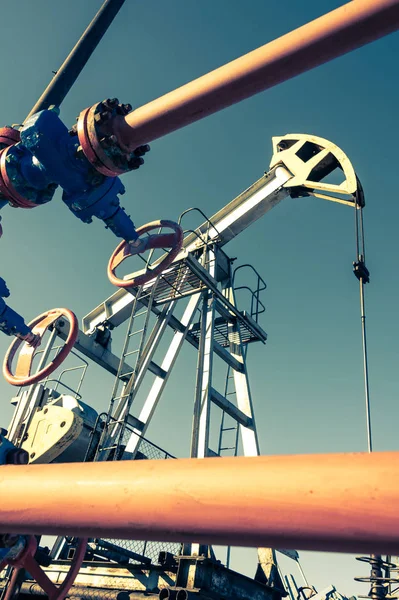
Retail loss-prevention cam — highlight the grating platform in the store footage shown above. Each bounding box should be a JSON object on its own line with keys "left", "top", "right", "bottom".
{"left": 127, "top": 253, "right": 267, "bottom": 345}
{"left": 189, "top": 313, "right": 265, "bottom": 346}
{"left": 127, "top": 255, "right": 206, "bottom": 305}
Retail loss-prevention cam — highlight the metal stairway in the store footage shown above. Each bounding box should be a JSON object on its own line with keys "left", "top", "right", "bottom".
{"left": 94, "top": 282, "right": 158, "bottom": 461}
{"left": 218, "top": 365, "right": 239, "bottom": 456}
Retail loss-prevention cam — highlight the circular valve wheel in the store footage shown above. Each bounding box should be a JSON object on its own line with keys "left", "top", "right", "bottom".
{"left": 3, "top": 308, "right": 78, "bottom": 387}
{"left": 108, "top": 219, "right": 184, "bottom": 288}
{"left": 0, "top": 536, "right": 87, "bottom": 600}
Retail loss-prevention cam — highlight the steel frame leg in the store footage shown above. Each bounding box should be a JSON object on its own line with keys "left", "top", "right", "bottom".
{"left": 124, "top": 292, "right": 202, "bottom": 455}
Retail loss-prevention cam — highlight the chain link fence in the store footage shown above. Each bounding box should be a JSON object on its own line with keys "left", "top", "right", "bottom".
{"left": 91, "top": 422, "right": 181, "bottom": 565}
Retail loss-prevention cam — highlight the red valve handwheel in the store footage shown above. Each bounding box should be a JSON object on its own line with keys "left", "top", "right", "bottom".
{"left": 107, "top": 219, "right": 184, "bottom": 288}
{"left": 3, "top": 308, "right": 78, "bottom": 387}
{"left": 0, "top": 126, "right": 20, "bottom": 148}
{"left": 0, "top": 536, "right": 88, "bottom": 600}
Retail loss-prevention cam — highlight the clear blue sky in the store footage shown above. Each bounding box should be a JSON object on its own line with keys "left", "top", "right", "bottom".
{"left": 0, "top": 0, "right": 398, "bottom": 596}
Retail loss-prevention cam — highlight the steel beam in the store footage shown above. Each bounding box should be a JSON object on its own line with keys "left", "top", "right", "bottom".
{"left": 56, "top": 322, "right": 135, "bottom": 379}
{"left": 26, "top": 0, "right": 126, "bottom": 119}
{"left": 110, "top": 0, "right": 399, "bottom": 149}
{"left": 0, "top": 452, "right": 398, "bottom": 554}
{"left": 81, "top": 167, "right": 290, "bottom": 337}
{"left": 210, "top": 387, "right": 252, "bottom": 428}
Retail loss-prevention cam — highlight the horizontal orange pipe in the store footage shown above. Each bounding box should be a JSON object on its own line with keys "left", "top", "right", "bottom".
{"left": 112, "top": 0, "right": 399, "bottom": 150}
{"left": 1, "top": 452, "right": 399, "bottom": 554}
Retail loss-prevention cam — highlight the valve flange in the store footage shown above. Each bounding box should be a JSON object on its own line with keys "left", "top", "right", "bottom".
{"left": 77, "top": 98, "right": 150, "bottom": 177}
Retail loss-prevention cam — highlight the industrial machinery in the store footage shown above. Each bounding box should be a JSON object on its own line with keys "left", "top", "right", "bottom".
{"left": 0, "top": 132, "right": 368, "bottom": 600}
{"left": 1, "top": 1, "right": 399, "bottom": 600}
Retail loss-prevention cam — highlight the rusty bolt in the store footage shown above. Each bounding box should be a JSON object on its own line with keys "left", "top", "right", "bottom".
{"left": 134, "top": 144, "right": 150, "bottom": 157}
{"left": 100, "top": 135, "right": 118, "bottom": 148}
{"left": 116, "top": 103, "right": 132, "bottom": 116}
{"left": 75, "top": 146, "right": 85, "bottom": 160}
{"left": 94, "top": 111, "right": 112, "bottom": 125}
{"left": 105, "top": 98, "right": 119, "bottom": 108}
{"left": 128, "top": 157, "right": 144, "bottom": 170}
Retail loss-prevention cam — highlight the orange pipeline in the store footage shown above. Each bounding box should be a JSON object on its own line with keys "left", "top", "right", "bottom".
{"left": 0, "top": 452, "right": 398, "bottom": 554}
{"left": 110, "top": 0, "right": 399, "bottom": 150}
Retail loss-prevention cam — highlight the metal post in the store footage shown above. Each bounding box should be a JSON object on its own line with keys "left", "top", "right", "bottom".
{"left": 25, "top": 0, "right": 126, "bottom": 120}
{"left": 191, "top": 278, "right": 216, "bottom": 457}
{"left": 369, "top": 554, "right": 386, "bottom": 600}
{"left": 224, "top": 284, "right": 260, "bottom": 458}
{"left": 109, "top": 0, "right": 399, "bottom": 150}
{"left": 359, "top": 279, "right": 372, "bottom": 453}
{"left": 296, "top": 559, "right": 310, "bottom": 587}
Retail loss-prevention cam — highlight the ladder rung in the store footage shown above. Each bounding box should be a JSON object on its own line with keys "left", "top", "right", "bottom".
{"left": 104, "top": 415, "right": 145, "bottom": 432}
{"left": 222, "top": 427, "right": 236, "bottom": 432}
{"left": 124, "top": 349, "right": 140, "bottom": 357}
{"left": 129, "top": 329, "right": 145, "bottom": 336}
{"left": 120, "top": 370, "right": 135, "bottom": 379}
{"left": 112, "top": 393, "right": 131, "bottom": 402}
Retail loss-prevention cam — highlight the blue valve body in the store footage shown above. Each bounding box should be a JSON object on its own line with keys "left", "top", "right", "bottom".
{"left": 0, "top": 277, "right": 31, "bottom": 338}
{"left": 2, "top": 109, "right": 138, "bottom": 241}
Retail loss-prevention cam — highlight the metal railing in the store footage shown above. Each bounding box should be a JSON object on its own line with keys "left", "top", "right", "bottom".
{"left": 232, "top": 263, "right": 267, "bottom": 323}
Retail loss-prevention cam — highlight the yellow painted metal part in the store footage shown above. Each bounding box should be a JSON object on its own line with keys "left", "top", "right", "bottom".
{"left": 269, "top": 133, "right": 363, "bottom": 207}
{"left": 22, "top": 403, "right": 83, "bottom": 464}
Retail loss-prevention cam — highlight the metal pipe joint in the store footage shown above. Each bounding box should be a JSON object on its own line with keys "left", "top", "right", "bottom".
{"left": 77, "top": 98, "right": 150, "bottom": 177}
{"left": 0, "top": 108, "right": 141, "bottom": 242}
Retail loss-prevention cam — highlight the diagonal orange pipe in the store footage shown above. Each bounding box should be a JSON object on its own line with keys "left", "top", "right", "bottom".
{"left": 111, "top": 0, "right": 399, "bottom": 150}
{"left": 1, "top": 452, "right": 399, "bottom": 554}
